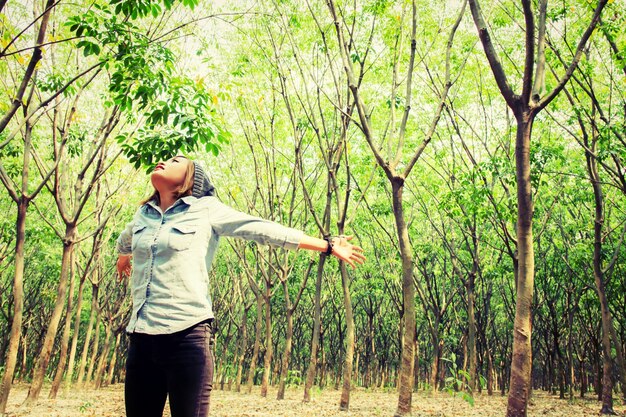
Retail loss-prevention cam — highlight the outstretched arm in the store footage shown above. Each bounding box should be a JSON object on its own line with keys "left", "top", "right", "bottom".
{"left": 298, "top": 235, "right": 365, "bottom": 269}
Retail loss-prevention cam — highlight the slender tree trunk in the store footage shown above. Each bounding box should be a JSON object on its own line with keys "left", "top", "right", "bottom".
{"left": 468, "top": 272, "right": 477, "bottom": 392}
{"left": 106, "top": 333, "right": 121, "bottom": 386}
{"left": 218, "top": 322, "right": 231, "bottom": 391}
{"left": 567, "top": 289, "right": 575, "bottom": 401}
{"left": 65, "top": 263, "right": 90, "bottom": 389}
{"left": 86, "top": 308, "right": 102, "bottom": 385}
{"left": 276, "top": 307, "right": 293, "bottom": 400}
{"left": 431, "top": 338, "right": 444, "bottom": 392}
{"left": 235, "top": 310, "right": 248, "bottom": 392}
{"left": 588, "top": 142, "right": 618, "bottom": 414}
{"left": 260, "top": 282, "right": 272, "bottom": 397}
{"left": 304, "top": 256, "right": 326, "bottom": 402}
{"left": 413, "top": 335, "right": 420, "bottom": 391}
{"left": 0, "top": 199, "right": 28, "bottom": 413}
{"left": 339, "top": 262, "right": 355, "bottom": 411}
{"left": 392, "top": 178, "right": 416, "bottom": 417}
{"left": 94, "top": 323, "right": 113, "bottom": 389}
{"left": 246, "top": 296, "right": 263, "bottom": 393}
{"left": 303, "top": 254, "right": 326, "bottom": 403}
{"left": 18, "top": 333, "right": 28, "bottom": 383}
{"left": 487, "top": 348, "right": 494, "bottom": 395}
{"left": 319, "top": 328, "right": 326, "bottom": 389}
{"left": 24, "top": 227, "right": 76, "bottom": 405}
{"left": 77, "top": 284, "right": 98, "bottom": 388}
{"left": 49, "top": 251, "right": 77, "bottom": 399}
{"left": 507, "top": 116, "right": 535, "bottom": 417}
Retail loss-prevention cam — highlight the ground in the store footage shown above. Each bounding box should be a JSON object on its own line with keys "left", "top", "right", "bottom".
{"left": 3, "top": 383, "right": 626, "bottom": 416}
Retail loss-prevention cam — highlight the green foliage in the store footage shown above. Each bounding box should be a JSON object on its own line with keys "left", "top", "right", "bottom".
{"left": 60, "top": 0, "right": 232, "bottom": 170}
{"left": 118, "top": 76, "right": 230, "bottom": 170}
{"left": 442, "top": 353, "right": 475, "bottom": 406}
{"left": 285, "top": 369, "right": 302, "bottom": 386}
{"left": 79, "top": 401, "right": 93, "bottom": 413}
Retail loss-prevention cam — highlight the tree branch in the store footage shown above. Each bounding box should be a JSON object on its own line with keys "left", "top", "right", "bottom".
{"left": 468, "top": 0, "right": 517, "bottom": 108}
{"left": 535, "top": 0, "right": 609, "bottom": 112}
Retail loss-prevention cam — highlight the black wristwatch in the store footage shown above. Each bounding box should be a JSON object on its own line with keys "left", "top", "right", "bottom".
{"left": 323, "top": 236, "right": 334, "bottom": 255}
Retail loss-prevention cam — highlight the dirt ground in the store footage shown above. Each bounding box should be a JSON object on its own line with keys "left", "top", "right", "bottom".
{"left": 3, "top": 383, "right": 626, "bottom": 417}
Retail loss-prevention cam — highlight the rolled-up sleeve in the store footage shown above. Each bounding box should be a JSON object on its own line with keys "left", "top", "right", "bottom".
{"left": 207, "top": 198, "right": 303, "bottom": 251}
{"left": 116, "top": 209, "right": 140, "bottom": 255}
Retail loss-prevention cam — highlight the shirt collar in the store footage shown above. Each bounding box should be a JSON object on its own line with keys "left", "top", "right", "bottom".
{"left": 145, "top": 195, "right": 198, "bottom": 213}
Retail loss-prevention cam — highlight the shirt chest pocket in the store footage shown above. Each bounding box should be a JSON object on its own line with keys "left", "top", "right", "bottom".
{"left": 131, "top": 224, "right": 148, "bottom": 251}
{"left": 169, "top": 224, "right": 197, "bottom": 251}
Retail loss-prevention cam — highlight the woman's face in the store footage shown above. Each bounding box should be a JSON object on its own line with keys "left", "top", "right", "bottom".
{"left": 150, "top": 156, "right": 190, "bottom": 192}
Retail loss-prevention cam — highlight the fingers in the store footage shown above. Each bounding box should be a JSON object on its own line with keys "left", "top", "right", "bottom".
{"left": 117, "top": 256, "right": 132, "bottom": 282}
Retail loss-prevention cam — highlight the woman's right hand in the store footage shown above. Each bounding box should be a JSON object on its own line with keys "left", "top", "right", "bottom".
{"left": 117, "top": 254, "right": 132, "bottom": 282}
{"left": 331, "top": 235, "right": 366, "bottom": 269}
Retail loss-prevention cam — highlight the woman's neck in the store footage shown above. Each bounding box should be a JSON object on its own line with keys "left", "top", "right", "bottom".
{"left": 158, "top": 192, "right": 177, "bottom": 212}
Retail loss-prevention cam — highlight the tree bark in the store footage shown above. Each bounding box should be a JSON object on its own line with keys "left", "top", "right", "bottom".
{"left": 467, "top": 271, "right": 477, "bottom": 392}
{"left": 0, "top": 199, "right": 28, "bottom": 413}
{"left": 339, "top": 261, "right": 355, "bottom": 411}
{"left": 77, "top": 283, "right": 99, "bottom": 388}
{"left": 106, "top": 332, "right": 121, "bottom": 386}
{"left": 64, "top": 271, "right": 88, "bottom": 389}
{"left": 587, "top": 134, "right": 618, "bottom": 414}
{"left": 260, "top": 278, "right": 272, "bottom": 397}
{"left": 506, "top": 116, "right": 535, "bottom": 417}
{"left": 246, "top": 295, "right": 263, "bottom": 393}
{"left": 86, "top": 307, "right": 102, "bottom": 385}
{"left": 24, "top": 225, "right": 76, "bottom": 405}
{"left": 49, "top": 250, "right": 77, "bottom": 398}
{"left": 392, "top": 178, "right": 416, "bottom": 416}
{"left": 235, "top": 307, "right": 248, "bottom": 392}
{"left": 304, "top": 256, "right": 326, "bottom": 402}
{"left": 276, "top": 303, "right": 293, "bottom": 400}
{"left": 94, "top": 323, "right": 113, "bottom": 389}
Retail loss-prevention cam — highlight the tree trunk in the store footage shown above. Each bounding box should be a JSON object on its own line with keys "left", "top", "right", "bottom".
{"left": 339, "top": 262, "right": 355, "bottom": 411}
{"left": 17, "top": 334, "right": 28, "bottom": 383}
{"left": 65, "top": 261, "right": 90, "bottom": 389}
{"left": 235, "top": 309, "right": 248, "bottom": 392}
{"left": 567, "top": 289, "right": 575, "bottom": 401}
{"left": 218, "top": 322, "right": 231, "bottom": 391}
{"left": 94, "top": 323, "right": 113, "bottom": 389}
{"left": 106, "top": 333, "right": 121, "bottom": 386}
{"left": 413, "top": 336, "right": 420, "bottom": 391}
{"left": 77, "top": 284, "right": 99, "bottom": 388}
{"left": 588, "top": 141, "right": 618, "bottom": 414}
{"left": 507, "top": 116, "right": 535, "bottom": 417}
{"left": 487, "top": 349, "right": 494, "bottom": 395}
{"left": 467, "top": 272, "right": 477, "bottom": 392}
{"left": 304, "top": 255, "right": 326, "bottom": 402}
{"left": 246, "top": 295, "right": 263, "bottom": 393}
{"left": 49, "top": 250, "right": 77, "bottom": 399}
{"left": 86, "top": 308, "right": 102, "bottom": 385}
{"left": 431, "top": 337, "right": 441, "bottom": 393}
{"left": 24, "top": 227, "right": 76, "bottom": 405}
{"left": 319, "top": 328, "right": 326, "bottom": 389}
{"left": 277, "top": 299, "right": 294, "bottom": 400}
{"left": 0, "top": 199, "right": 28, "bottom": 413}
{"left": 260, "top": 281, "right": 272, "bottom": 397}
{"left": 392, "top": 178, "right": 416, "bottom": 417}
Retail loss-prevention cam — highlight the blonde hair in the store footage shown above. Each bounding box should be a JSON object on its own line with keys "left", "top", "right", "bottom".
{"left": 140, "top": 156, "right": 195, "bottom": 206}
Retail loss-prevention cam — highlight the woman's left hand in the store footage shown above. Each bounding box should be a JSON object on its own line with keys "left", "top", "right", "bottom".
{"left": 331, "top": 235, "right": 366, "bottom": 269}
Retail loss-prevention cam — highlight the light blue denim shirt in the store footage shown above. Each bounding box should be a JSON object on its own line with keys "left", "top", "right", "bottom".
{"left": 117, "top": 195, "right": 303, "bottom": 335}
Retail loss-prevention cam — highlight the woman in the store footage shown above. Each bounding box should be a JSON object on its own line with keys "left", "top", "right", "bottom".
{"left": 116, "top": 155, "right": 365, "bottom": 417}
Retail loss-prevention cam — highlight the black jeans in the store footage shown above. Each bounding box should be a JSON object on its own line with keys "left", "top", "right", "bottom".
{"left": 125, "top": 320, "right": 214, "bottom": 417}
